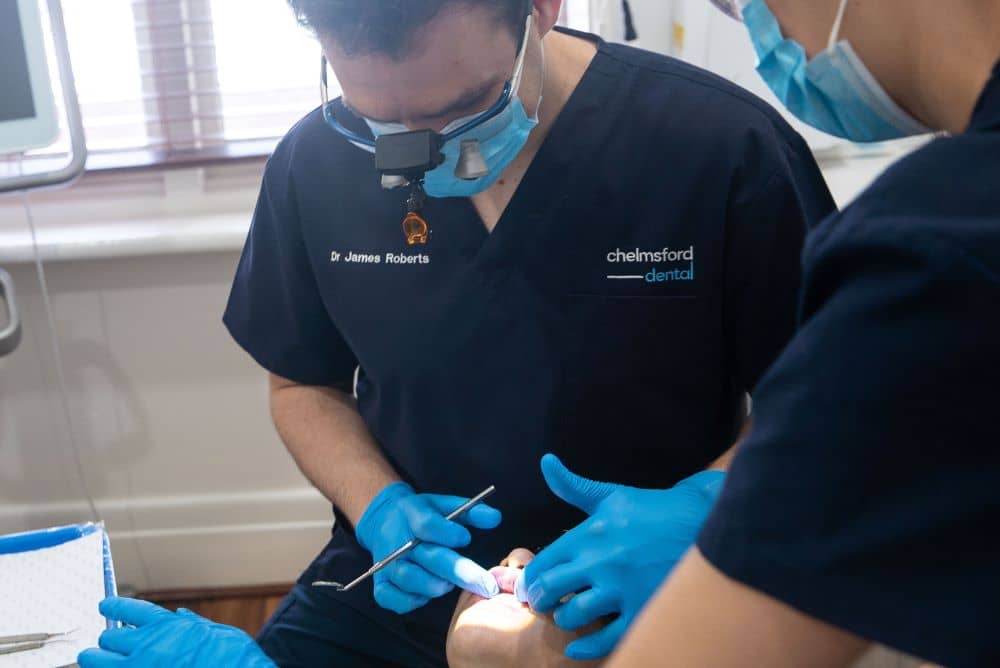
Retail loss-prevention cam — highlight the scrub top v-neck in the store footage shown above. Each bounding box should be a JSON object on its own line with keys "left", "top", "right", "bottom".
{"left": 224, "top": 27, "right": 835, "bottom": 647}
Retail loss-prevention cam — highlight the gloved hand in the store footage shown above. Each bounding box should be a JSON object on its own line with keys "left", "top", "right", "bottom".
{"left": 356, "top": 481, "right": 502, "bottom": 614}
{"left": 77, "top": 597, "right": 275, "bottom": 668}
{"left": 514, "top": 454, "right": 725, "bottom": 660}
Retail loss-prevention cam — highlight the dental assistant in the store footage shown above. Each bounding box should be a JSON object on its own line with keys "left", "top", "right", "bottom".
{"left": 603, "top": 1, "right": 1000, "bottom": 666}
{"left": 78, "top": 0, "right": 837, "bottom": 665}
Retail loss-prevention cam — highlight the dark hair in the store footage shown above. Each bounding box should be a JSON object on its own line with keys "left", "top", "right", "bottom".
{"left": 287, "top": 0, "right": 530, "bottom": 60}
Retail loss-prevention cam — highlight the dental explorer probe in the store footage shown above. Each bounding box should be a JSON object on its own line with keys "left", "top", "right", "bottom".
{"left": 312, "top": 485, "right": 496, "bottom": 593}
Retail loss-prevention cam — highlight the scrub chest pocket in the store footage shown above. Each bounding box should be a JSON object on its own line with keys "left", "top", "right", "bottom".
{"left": 554, "top": 293, "right": 732, "bottom": 485}
{"left": 560, "top": 294, "right": 712, "bottom": 387}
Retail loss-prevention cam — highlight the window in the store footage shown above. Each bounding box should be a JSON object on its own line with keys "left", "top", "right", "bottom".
{"left": 209, "top": 0, "right": 323, "bottom": 143}
{"left": 61, "top": 0, "right": 147, "bottom": 152}
{"left": 11, "top": 0, "right": 593, "bottom": 174}
{"left": 6, "top": 0, "right": 324, "bottom": 172}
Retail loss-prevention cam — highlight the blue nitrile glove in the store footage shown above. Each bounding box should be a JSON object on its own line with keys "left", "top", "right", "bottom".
{"left": 356, "top": 481, "right": 502, "bottom": 614}
{"left": 514, "top": 454, "right": 725, "bottom": 661}
{"left": 77, "top": 597, "right": 275, "bottom": 668}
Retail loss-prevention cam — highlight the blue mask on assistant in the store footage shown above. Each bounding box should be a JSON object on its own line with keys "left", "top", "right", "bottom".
{"left": 738, "top": 0, "right": 930, "bottom": 142}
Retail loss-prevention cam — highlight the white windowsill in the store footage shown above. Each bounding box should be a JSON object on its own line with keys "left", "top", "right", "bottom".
{"left": 0, "top": 211, "right": 251, "bottom": 264}
{"left": 0, "top": 163, "right": 261, "bottom": 264}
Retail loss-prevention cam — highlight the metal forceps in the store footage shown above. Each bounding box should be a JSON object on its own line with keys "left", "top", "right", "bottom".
{"left": 313, "top": 485, "right": 496, "bottom": 593}
{"left": 0, "top": 630, "right": 74, "bottom": 656}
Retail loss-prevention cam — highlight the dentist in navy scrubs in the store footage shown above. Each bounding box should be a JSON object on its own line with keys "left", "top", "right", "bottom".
{"left": 77, "top": 0, "right": 840, "bottom": 666}
{"left": 605, "top": 1, "right": 1000, "bottom": 667}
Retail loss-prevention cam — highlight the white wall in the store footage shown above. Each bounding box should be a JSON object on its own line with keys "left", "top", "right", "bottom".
{"left": 0, "top": 173, "right": 332, "bottom": 592}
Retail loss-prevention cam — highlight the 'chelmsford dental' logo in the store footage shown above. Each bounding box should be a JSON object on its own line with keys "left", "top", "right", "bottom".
{"left": 605, "top": 246, "right": 695, "bottom": 283}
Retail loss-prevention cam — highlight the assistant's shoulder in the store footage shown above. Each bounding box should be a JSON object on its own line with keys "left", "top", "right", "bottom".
{"left": 809, "top": 134, "right": 1000, "bottom": 270}
{"left": 856, "top": 133, "right": 1000, "bottom": 223}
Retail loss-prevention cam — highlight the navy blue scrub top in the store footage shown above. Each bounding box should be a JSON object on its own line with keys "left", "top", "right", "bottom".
{"left": 225, "top": 29, "right": 834, "bottom": 641}
{"left": 699, "top": 61, "right": 1000, "bottom": 668}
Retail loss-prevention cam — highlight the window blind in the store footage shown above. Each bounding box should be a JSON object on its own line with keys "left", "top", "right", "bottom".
{"left": 4, "top": 0, "right": 591, "bottom": 176}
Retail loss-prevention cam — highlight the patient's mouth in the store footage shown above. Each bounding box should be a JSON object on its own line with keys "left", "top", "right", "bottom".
{"left": 461, "top": 567, "right": 530, "bottom": 617}
{"left": 490, "top": 566, "right": 522, "bottom": 596}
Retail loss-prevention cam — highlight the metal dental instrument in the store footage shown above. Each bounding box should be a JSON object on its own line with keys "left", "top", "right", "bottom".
{"left": 313, "top": 485, "right": 496, "bottom": 593}
{"left": 0, "top": 630, "right": 75, "bottom": 656}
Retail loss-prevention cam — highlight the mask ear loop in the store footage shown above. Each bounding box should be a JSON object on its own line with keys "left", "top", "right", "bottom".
{"left": 511, "top": 13, "right": 545, "bottom": 122}
{"left": 509, "top": 13, "right": 533, "bottom": 94}
{"left": 531, "top": 37, "right": 545, "bottom": 121}
{"left": 827, "top": 0, "right": 849, "bottom": 51}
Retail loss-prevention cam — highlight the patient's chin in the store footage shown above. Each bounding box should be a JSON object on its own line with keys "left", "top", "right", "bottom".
{"left": 452, "top": 590, "right": 536, "bottom": 634}
{"left": 448, "top": 588, "right": 605, "bottom": 668}
{"left": 447, "top": 562, "right": 539, "bottom": 667}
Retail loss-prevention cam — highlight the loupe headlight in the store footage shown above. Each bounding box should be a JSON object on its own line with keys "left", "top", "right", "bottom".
{"left": 319, "top": 1, "right": 533, "bottom": 189}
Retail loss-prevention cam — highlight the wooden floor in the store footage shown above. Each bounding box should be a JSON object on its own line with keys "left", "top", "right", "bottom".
{"left": 140, "top": 584, "right": 293, "bottom": 636}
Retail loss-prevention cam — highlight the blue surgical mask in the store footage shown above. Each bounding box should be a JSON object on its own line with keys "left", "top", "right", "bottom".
{"left": 366, "top": 80, "right": 541, "bottom": 198}
{"left": 742, "top": 0, "right": 929, "bottom": 142}
{"left": 361, "top": 20, "right": 544, "bottom": 199}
